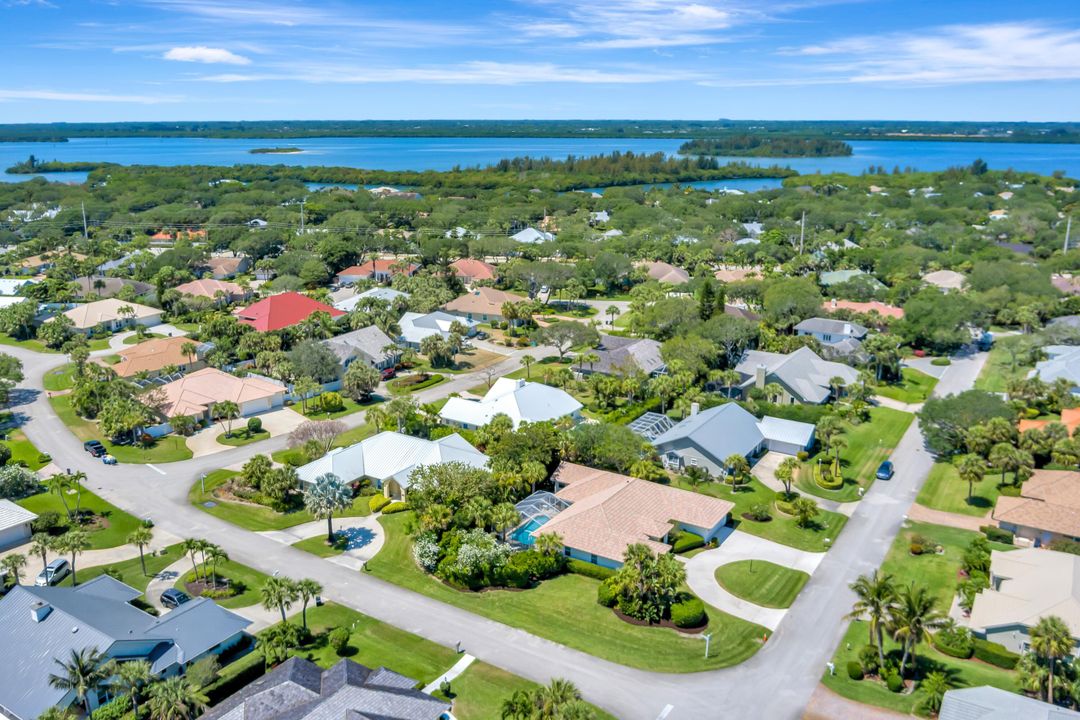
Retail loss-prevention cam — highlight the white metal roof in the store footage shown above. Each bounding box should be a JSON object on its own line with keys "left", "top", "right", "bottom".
{"left": 439, "top": 378, "right": 582, "bottom": 429}
{"left": 0, "top": 499, "right": 36, "bottom": 532}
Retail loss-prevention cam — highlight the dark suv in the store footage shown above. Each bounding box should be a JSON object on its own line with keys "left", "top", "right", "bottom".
{"left": 83, "top": 440, "right": 106, "bottom": 457}
{"left": 161, "top": 588, "right": 191, "bottom": 609}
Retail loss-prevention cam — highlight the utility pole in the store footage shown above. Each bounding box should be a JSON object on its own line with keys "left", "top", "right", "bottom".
{"left": 299, "top": 199, "right": 306, "bottom": 235}
{"left": 81, "top": 202, "right": 89, "bottom": 241}
{"left": 799, "top": 210, "right": 806, "bottom": 255}
{"left": 1065, "top": 215, "right": 1073, "bottom": 254}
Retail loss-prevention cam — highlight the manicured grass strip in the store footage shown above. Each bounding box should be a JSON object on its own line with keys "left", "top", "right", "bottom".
{"left": 173, "top": 557, "right": 272, "bottom": 609}
{"left": 292, "top": 533, "right": 348, "bottom": 557}
{"left": 824, "top": 621, "right": 1018, "bottom": 714}
{"left": 59, "top": 543, "right": 185, "bottom": 593}
{"left": 974, "top": 340, "right": 1032, "bottom": 394}
{"left": 270, "top": 424, "right": 376, "bottom": 466}
{"left": 875, "top": 368, "right": 937, "bottom": 404}
{"left": 122, "top": 333, "right": 165, "bottom": 345}
{"left": 714, "top": 560, "right": 809, "bottom": 609}
{"left": 389, "top": 373, "right": 445, "bottom": 394}
{"left": 671, "top": 476, "right": 847, "bottom": 552}
{"left": 449, "top": 661, "right": 618, "bottom": 720}
{"left": 42, "top": 363, "right": 75, "bottom": 392}
{"left": 3, "top": 428, "right": 49, "bottom": 469}
{"left": 189, "top": 469, "right": 370, "bottom": 531}
{"left": 300, "top": 395, "right": 372, "bottom": 420}
{"left": 216, "top": 430, "right": 270, "bottom": 447}
{"left": 366, "top": 512, "right": 767, "bottom": 672}
{"left": 49, "top": 394, "right": 193, "bottom": 463}
{"left": 915, "top": 461, "right": 1012, "bottom": 517}
{"left": 797, "top": 406, "right": 914, "bottom": 503}
{"left": 0, "top": 333, "right": 58, "bottom": 353}
{"left": 18, "top": 487, "right": 143, "bottom": 549}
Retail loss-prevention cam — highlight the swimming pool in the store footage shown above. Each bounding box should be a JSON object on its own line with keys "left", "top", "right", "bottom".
{"left": 509, "top": 517, "right": 548, "bottom": 545}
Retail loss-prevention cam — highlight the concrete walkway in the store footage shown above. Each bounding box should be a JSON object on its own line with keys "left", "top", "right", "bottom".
{"left": 0, "top": 527, "right": 181, "bottom": 568}
{"left": 872, "top": 395, "right": 923, "bottom": 413}
{"left": 108, "top": 323, "right": 190, "bottom": 351}
{"left": 422, "top": 654, "right": 475, "bottom": 694}
{"left": 258, "top": 514, "right": 385, "bottom": 571}
{"left": 907, "top": 502, "right": 989, "bottom": 531}
{"left": 683, "top": 531, "right": 825, "bottom": 631}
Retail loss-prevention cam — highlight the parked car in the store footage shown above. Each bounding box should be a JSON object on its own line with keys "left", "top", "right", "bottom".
{"left": 83, "top": 440, "right": 105, "bottom": 457}
{"left": 160, "top": 588, "right": 190, "bottom": 609}
{"left": 35, "top": 558, "right": 71, "bottom": 587}
{"left": 875, "top": 460, "right": 895, "bottom": 480}
{"left": 102, "top": 454, "right": 117, "bottom": 465}
{"left": 381, "top": 367, "right": 396, "bottom": 381}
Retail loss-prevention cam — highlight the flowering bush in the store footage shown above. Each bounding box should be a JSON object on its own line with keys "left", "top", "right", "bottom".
{"left": 412, "top": 532, "right": 440, "bottom": 572}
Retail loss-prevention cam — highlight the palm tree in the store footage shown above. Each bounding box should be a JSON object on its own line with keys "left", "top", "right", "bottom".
{"left": 48, "top": 647, "right": 109, "bottom": 718}
{"left": 365, "top": 405, "right": 389, "bottom": 432}
{"left": 147, "top": 676, "right": 208, "bottom": 720}
{"left": 303, "top": 473, "right": 353, "bottom": 543}
{"left": 1, "top": 553, "right": 25, "bottom": 587}
{"left": 128, "top": 525, "right": 154, "bottom": 576}
{"left": 204, "top": 545, "right": 228, "bottom": 588}
{"left": 846, "top": 570, "right": 897, "bottom": 670}
{"left": 501, "top": 689, "right": 534, "bottom": 719}
{"left": 44, "top": 472, "right": 74, "bottom": 520}
{"left": 180, "top": 341, "right": 198, "bottom": 368}
{"left": 491, "top": 503, "right": 521, "bottom": 541}
{"left": 296, "top": 578, "right": 323, "bottom": 631}
{"left": 461, "top": 496, "right": 493, "bottom": 530}
{"left": 577, "top": 352, "right": 599, "bottom": 373}
{"left": 294, "top": 375, "right": 321, "bottom": 415}
{"left": 724, "top": 454, "right": 751, "bottom": 491}
{"left": 535, "top": 678, "right": 583, "bottom": 717}
{"left": 890, "top": 582, "right": 946, "bottom": 678}
{"left": 520, "top": 354, "right": 536, "bottom": 379}
{"left": 521, "top": 459, "right": 548, "bottom": 493}
{"left": 534, "top": 531, "right": 564, "bottom": 557}
{"left": 107, "top": 659, "right": 153, "bottom": 715}
{"left": 181, "top": 538, "right": 204, "bottom": 582}
{"left": 919, "top": 671, "right": 951, "bottom": 715}
{"left": 260, "top": 576, "right": 300, "bottom": 624}
{"left": 211, "top": 400, "right": 240, "bottom": 438}
{"left": 955, "top": 454, "right": 986, "bottom": 503}
{"left": 30, "top": 532, "right": 53, "bottom": 572}
{"left": 775, "top": 457, "right": 799, "bottom": 495}
{"left": 829, "top": 375, "right": 847, "bottom": 400}
{"left": 790, "top": 497, "right": 820, "bottom": 528}
{"left": 36, "top": 708, "right": 72, "bottom": 720}
{"left": 1030, "top": 615, "right": 1074, "bottom": 702}
{"left": 606, "top": 305, "right": 620, "bottom": 326}
{"left": 55, "top": 529, "right": 91, "bottom": 586}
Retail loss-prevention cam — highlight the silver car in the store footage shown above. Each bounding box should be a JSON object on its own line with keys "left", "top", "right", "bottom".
{"left": 35, "top": 558, "right": 70, "bottom": 586}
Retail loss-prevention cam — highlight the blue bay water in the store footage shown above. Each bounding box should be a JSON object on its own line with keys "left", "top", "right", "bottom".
{"left": 3, "top": 136, "right": 1080, "bottom": 185}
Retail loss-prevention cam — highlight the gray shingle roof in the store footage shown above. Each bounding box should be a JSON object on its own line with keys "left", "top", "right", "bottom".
{"left": 652, "top": 403, "right": 765, "bottom": 463}
{"left": 1030, "top": 345, "right": 1080, "bottom": 388}
{"left": 201, "top": 657, "right": 450, "bottom": 720}
{"left": 323, "top": 325, "right": 396, "bottom": 366}
{"left": 794, "top": 317, "right": 867, "bottom": 339}
{"left": 735, "top": 346, "right": 859, "bottom": 404}
{"left": 589, "top": 334, "right": 665, "bottom": 376}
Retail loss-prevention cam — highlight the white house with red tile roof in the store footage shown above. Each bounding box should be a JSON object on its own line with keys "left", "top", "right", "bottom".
{"left": 233, "top": 292, "right": 344, "bottom": 332}
{"left": 449, "top": 258, "right": 497, "bottom": 283}
{"left": 336, "top": 259, "right": 419, "bottom": 285}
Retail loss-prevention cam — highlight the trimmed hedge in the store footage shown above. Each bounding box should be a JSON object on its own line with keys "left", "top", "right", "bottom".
{"left": 672, "top": 530, "right": 705, "bottom": 554}
{"left": 932, "top": 629, "right": 974, "bottom": 659}
{"left": 91, "top": 695, "right": 129, "bottom": 720}
{"left": 980, "top": 525, "right": 1014, "bottom": 544}
{"left": 205, "top": 652, "right": 265, "bottom": 705}
{"left": 846, "top": 661, "right": 864, "bottom": 680}
{"left": 670, "top": 597, "right": 706, "bottom": 628}
{"left": 597, "top": 577, "right": 617, "bottom": 607}
{"left": 567, "top": 559, "right": 616, "bottom": 581}
{"left": 389, "top": 373, "right": 444, "bottom": 393}
{"left": 381, "top": 501, "right": 408, "bottom": 514}
{"left": 601, "top": 396, "right": 662, "bottom": 425}
{"left": 886, "top": 672, "right": 904, "bottom": 693}
{"left": 930, "top": 357, "right": 952, "bottom": 366}
{"left": 369, "top": 495, "right": 391, "bottom": 513}
{"left": 973, "top": 638, "right": 1020, "bottom": 669}
{"left": 814, "top": 458, "right": 843, "bottom": 490}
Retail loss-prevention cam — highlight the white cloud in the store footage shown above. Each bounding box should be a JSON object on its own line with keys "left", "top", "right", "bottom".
{"left": 0, "top": 89, "right": 180, "bottom": 103}
{"left": 163, "top": 45, "right": 251, "bottom": 64}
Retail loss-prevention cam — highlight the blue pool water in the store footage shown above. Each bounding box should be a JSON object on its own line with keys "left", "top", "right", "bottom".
{"left": 510, "top": 517, "right": 548, "bottom": 545}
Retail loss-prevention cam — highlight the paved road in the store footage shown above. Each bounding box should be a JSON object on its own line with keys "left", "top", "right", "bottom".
{"left": 3, "top": 342, "right": 987, "bottom": 719}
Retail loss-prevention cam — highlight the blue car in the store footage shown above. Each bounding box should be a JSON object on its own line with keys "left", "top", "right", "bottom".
{"left": 876, "top": 460, "right": 895, "bottom": 480}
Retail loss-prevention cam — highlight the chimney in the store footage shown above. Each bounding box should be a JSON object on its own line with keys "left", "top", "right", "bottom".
{"left": 30, "top": 601, "right": 52, "bottom": 623}
{"left": 690, "top": 402, "right": 700, "bottom": 417}
{"left": 755, "top": 365, "right": 767, "bottom": 390}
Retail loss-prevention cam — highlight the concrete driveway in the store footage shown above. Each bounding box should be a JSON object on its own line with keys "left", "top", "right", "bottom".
{"left": 259, "top": 513, "right": 385, "bottom": 571}
{"left": 751, "top": 451, "right": 788, "bottom": 493}
{"left": 186, "top": 407, "right": 307, "bottom": 458}
{"left": 107, "top": 323, "right": 190, "bottom": 352}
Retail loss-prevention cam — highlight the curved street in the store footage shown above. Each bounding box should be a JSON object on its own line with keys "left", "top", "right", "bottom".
{"left": 5, "top": 343, "right": 988, "bottom": 719}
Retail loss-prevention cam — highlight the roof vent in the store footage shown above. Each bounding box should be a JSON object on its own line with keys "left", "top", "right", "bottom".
{"left": 30, "top": 601, "right": 52, "bottom": 623}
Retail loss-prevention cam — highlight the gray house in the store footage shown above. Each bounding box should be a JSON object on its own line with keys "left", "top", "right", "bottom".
{"left": 583, "top": 334, "right": 666, "bottom": 377}
{"left": 939, "top": 686, "right": 1080, "bottom": 720}
{"left": 322, "top": 325, "right": 399, "bottom": 371}
{"left": 651, "top": 403, "right": 815, "bottom": 476}
{"left": 794, "top": 317, "right": 868, "bottom": 345}
{"left": 1029, "top": 345, "right": 1080, "bottom": 395}
{"left": 201, "top": 656, "right": 451, "bottom": 720}
{"left": 0, "top": 576, "right": 251, "bottom": 720}
{"left": 733, "top": 346, "right": 860, "bottom": 404}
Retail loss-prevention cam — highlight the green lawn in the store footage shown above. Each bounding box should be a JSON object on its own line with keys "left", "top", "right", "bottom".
{"left": 2, "top": 427, "right": 49, "bottom": 469}
{"left": 714, "top": 560, "right": 809, "bottom": 609}
{"left": 448, "top": 660, "right": 616, "bottom": 720}
{"left": 388, "top": 373, "right": 446, "bottom": 395}
{"left": 974, "top": 341, "right": 1033, "bottom": 394}
{"left": 366, "top": 513, "right": 767, "bottom": 672}
{"left": 797, "top": 407, "right": 914, "bottom": 503}
{"left": 59, "top": 543, "right": 185, "bottom": 593}
{"left": 18, "top": 486, "right": 143, "bottom": 549}
{"left": 0, "top": 333, "right": 58, "bottom": 353}
{"left": 216, "top": 429, "right": 270, "bottom": 447}
{"left": 122, "top": 332, "right": 165, "bottom": 345}
{"left": 50, "top": 394, "right": 193, "bottom": 463}
{"left": 292, "top": 533, "right": 348, "bottom": 557}
{"left": 271, "top": 424, "right": 376, "bottom": 466}
{"left": 189, "top": 469, "right": 370, "bottom": 531}
{"left": 881, "top": 521, "right": 1013, "bottom": 609}
{"left": 915, "top": 462, "right": 1013, "bottom": 517}
{"left": 300, "top": 395, "right": 373, "bottom": 420}
{"left": 823, "top": 621, "right": 1018, "bottom": 714}
{"left": 42, "top": 363, "right": 75, "bottom": 392}
{"left": 875, "top": 368, "right": 938, "bottom": 404}
{"left": 671, "top": 476, "right": 847, "bottom": 552}
{"left": 174, "top": 557, "right": 271, "bottom": 608}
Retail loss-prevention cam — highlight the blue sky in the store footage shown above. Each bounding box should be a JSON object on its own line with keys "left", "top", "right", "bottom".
{"left": 2, "top": 0, "right": 1080, "bottom": 122}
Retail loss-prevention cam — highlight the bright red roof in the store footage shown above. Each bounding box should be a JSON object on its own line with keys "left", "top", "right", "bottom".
{"left": 450, "top": 258, "right": 497, "bottom": 280}
{"left": 234, "top": 292, "right": 344, "bottom": 332}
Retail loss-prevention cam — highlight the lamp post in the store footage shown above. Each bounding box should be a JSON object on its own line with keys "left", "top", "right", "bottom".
{"left": 701, "top": 632, "right": 713, "bottom": 659}
{"left": 200, "top": 473, "right": 207, "bottom": 495}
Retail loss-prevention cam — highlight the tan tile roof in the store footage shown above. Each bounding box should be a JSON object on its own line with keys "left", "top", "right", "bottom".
{"left": 450, "top": 258, "right": 497, "bottom": 281}
{"left": 713, "top": 267, "right": 762, "bottom": 283}
{"left": 173, "top": 278, "right": 245, "bottom": 300}
{"left": 442, "top": 287, "right": 527, "bottom": 316}
{"left": 638, "top": 261, "right": 690, "bottom": 285}
{"left": 537, "top": 462, "right": 733, "bottom": 563}
{"left": 157, "top": 368, "right": 284, "bottom": 418}
{"left": 1019, "top": 408, "right": 1080, "bottom": 436}
{"left": 994, "top": 469, "right": 1080, "bottom": 538}
{"left": 969, "top": 548, "right": 1080, "bottom": 637}
{"left": 108, "top": 337, "right": 200, "bottom": 377}
{"left": 822, "top": 299, "right": 904, "bottom": 319}
{"left": 61, "top": 299, "right": 160, "bottom": 329}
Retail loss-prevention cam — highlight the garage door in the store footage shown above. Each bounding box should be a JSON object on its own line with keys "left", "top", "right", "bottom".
{"left": 0, "top": 522, "right": 30, "bottom": 550}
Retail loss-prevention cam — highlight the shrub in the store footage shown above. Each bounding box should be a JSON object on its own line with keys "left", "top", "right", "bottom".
{"left": 597, "top": 577, "right": 618, "bottom": 607}
{"left": 930, "top": 357, "right": 951, "bottom": 366}
{"left": 278, "top": 449, "right": 309, "bottom": 467}
{"left": 909, "top": 543, "right": 925, "bottom": 555}
{"left": 381, "top": 501, "right": 408, "bottom": 514}
{"left": 980, "top": 525, "right": 1014, "bottom": 544}
{"left": 412, "top": 533, "right": 440, "bottom": 572}
{"left": 885, "top": 672, "right": 904, "bottom": 693}
{"left": 319, "top": 391, "right": 345, "bottom": 413}
{"left": 814, "top": 458, "right": 844, "bottom": 490}
{"left": 973, "top": 638, "right": 1020, "bottom": 669}
{"left": 796, "top": 451, "right": 809, "bottom": 462}
{"left": 670, "top": 596, "right": 706, "bottom": 628}
{"left": 246, "top": 417, "right": 262, "bottom": 435}
{"left": 998, "top": 484, "right": 1022, "bottom": 497}
{"left": 329, "top": 627, "right": 350, "bottom": 656}
{"left": 933, "top": 625, "right": 974, "bottom": 659}
{"left": 672, "top": 530, "right": 705, "bottom": 554}
{"left": 369, "top": 495, "right": 391, "bottom": 513}
{"left": 0, "top": 465, "right": 39, "bottom": 500}
{"left": 1049, "top": 539, "right": 1080, "bottom": 556}
{"left": 91, "top": 695, "right": 130, "bottom": 720}
{"left": 846, "top": 661, "right": 864, "bottom": 680}
{"left": 857, "top": 645, "right": 880, "bottom": 675}
{"left": 567, "top": 559, "right": 615, "bottom": 581}
{"left": 1023, "top": 406, "right": 1040, "bottom": 419}
{"left": 504, "top": 549, "right": 564, "bottom": 582}
{"left": 31, "top": 511, "right": 65, "bottom": 533}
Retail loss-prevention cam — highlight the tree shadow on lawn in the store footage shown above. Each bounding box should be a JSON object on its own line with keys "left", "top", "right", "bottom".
{"left": 336, "top": 526, "right": 376, "bottom": 551}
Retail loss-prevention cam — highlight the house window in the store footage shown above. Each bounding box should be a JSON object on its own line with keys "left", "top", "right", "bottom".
{"left": 823, "top": 334, "right": 832, "bottom": 342}
{"left": 689, "top": 458, "right": 698, "bottom": 466}
{"left": 590, "top": 554, "right": 597, "bottom": 564}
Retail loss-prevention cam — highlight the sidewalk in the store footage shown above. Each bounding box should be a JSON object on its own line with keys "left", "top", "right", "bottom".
{"left": 258, "top": 514, "right": 385, "bottom": 566}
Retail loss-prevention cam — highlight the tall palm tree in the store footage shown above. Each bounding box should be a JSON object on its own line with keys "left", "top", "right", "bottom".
{"left": 261, "top": 576, "right": 300, "bottom": 624}
{"left": 846, "top": 570, "right": 897, "bottom": 669}
{"left": 775, "top": 457, "right": 799, "bottom": 496}
{"left": 204, "top": 545, "right": 228, "bottom": 588}
{"left": 890, "top": 582, "right": 946, "bottom": 678}
{"left": 44, "top": 472, "right": 73, "bottom": 520}
{"left": 1, "top": 553, "right": 26, "bottom": 587}
{"left": 294, "top": 375, "right": 321, "bottom": 415}
{"left": 295, "top": 578, "right": 323, "bottom": 631}
{"left": 534, "top": 532, "right": 564, "bottom": 557}
{"left": 461, "top": 496, "right": 493, "bottom": 531}
{"left": 180, "top": 341, "right": 198, "bottom": 368}
{"left": 491, "top": 503, "right": 521, "bottom": 542}
{"left": 500, "top": 689, "right": 534, "bottom": 719}
{"left": 107, "top": 659, "right": 153, "bottom": 715}
{"left": 520, "top": 354, "right": 536, "bottom": 379}
{"left": 211, "top": 400, "right": 239, "bottom": 438}
{"left": 55, "top": 529, "right": 91, "bottom": 586}
{"left": 956, "top": 454, "right": 986, "bottom": 503}
{"left": 303, "top": 473, "right": 353, "bottom": 543}
{"left": 1030, "top": 615, "right": 1074, "bottom": 702}
{"left": 147, "top": 676, "right": 207, "bottom": 720}
{"left": 128, "top": 526, "right": 154, "bottom": 576}
{"left": 30, "top": 532, "right": 53, "bottom": 573}
{"left": 535, "top": 678, "right": 583, "bottom": 718}
{"left": 48, "top": 647, "right": 109, "bottom": 718}
{"left": 181, "top": 537, "right": 204, "bottom": 582}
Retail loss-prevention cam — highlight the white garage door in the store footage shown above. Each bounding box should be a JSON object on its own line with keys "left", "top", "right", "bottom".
{"left": 0, "top": 522, "right": 31, "bottom": 550}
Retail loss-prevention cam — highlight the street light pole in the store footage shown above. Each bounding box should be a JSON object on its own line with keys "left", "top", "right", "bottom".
{"left": 200, "top": 473, "right": 207, "bottom": 495}
{"left": 701, "top": 632, "right": 713, "bottom": 659}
